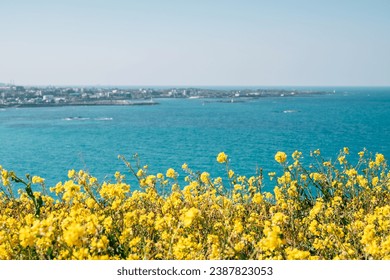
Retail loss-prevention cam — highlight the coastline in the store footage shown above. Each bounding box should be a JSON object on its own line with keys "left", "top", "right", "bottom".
{"left": 0, "top": 86, "right": 333, "bottom": 108}
{"left": 0, "top": 100, "right": 159, "bottom": 108}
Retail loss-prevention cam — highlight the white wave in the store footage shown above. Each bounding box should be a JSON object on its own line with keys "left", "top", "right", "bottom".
{"left": 94, "top": 117, "right": 113, "bottom": 121}
{"left": 63, "top": 117, "right": 90, "bottom": 121}
{"left": 283, "top": 110, "right": 298, "bottom": 113}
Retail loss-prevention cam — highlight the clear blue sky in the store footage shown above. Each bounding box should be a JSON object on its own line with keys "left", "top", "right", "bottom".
{"left": 1, "top": 0, "right": 389, "bottom": 86}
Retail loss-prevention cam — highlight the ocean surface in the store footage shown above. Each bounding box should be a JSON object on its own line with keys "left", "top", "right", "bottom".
{"left": 0, "top": 87, "right": 389, "bottom": 192}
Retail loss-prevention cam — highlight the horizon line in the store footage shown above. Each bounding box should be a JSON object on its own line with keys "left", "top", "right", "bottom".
{"left": 2, "top": 83, "right": 390, "bottom": 88}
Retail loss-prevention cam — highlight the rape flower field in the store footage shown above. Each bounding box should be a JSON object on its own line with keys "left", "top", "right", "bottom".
{"left": 0, "top": 149, "right": 389, "bottom": 260}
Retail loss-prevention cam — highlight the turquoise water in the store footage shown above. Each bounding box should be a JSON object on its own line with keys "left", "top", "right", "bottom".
{"left": 0, "top": 87, "right": 389, "bottom": 191}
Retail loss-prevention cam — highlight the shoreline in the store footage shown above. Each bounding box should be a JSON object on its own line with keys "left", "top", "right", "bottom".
{"left": 0, "top": 100, "right": 159, "bottom": 108}
{"left": 0, "top": 91, "right": 333, "bottom": 109}
{"left": 0, "top": 85, "right": 334, "bottom": 109}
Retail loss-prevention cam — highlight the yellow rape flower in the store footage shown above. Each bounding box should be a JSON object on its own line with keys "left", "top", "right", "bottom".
{"left": 292, "top": 150, "right": 302, "bottom": 160}
{"left": 63, "top": 223, "right": 85, "bottom": 247}
{"left": 286, "top": 248, "right": 311, "bottom": 260}
{"left": 216, "top": 152, "right": 228, "bottom": 163}
{"left": 19, "top": 227, "right": 36, "bottom": 248}
{"left": 182, "top": 207, "right": 200, "bottom": 227}
{"left": 200, "top": 172, "right": 210, "bottom": 184}
{"left": 346, "top": 168, "right": 358, "bottom": 177}
{"left": 274, "top": 151, "right": 287, "bottom": 164}
{"left": 136, "top": 169, "right": 144, "bottom": 177}
{"left": 89, "top": 176, "right": 97, "bottom": 184}
{"left": 67, "top": 169, "right": 76, "bottom": 178}
{"left": 234, "top": 220, "right": 244, "bottom": 234}
{"left": 234, "top": 242, "right": 245, "bottom": 252}
{"left": 166, "top": 168, "right": 176, "bottom": 179}
{"left": 310, "top": 172, "right": 324, "bottom": 182}
{"left": 1, "top": 169, "right": 10, "bottom": 186}
{"left": 375, "top": 153, "right": 385, "bottom": 165}
{"left": 252, "top": 193, "right": 263, "bottom": 204}
{"left": 338, "top": 155, "right": 346, "bottom": 165}
{"left": 32, "top": 176, "right": 45, "bottom": 184}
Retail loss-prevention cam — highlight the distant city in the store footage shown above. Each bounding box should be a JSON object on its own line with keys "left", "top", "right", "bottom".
{"left": 0, "top": 83, "right": 332, "bottom": 108}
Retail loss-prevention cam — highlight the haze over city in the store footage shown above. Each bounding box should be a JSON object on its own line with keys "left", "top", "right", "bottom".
{"left": 1, "top": 0, "right": 389, "bottom": 86}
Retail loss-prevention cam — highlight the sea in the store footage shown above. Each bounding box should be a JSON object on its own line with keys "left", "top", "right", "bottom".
{"left": 0, "top": 86, "right": 389, "bottom": 193}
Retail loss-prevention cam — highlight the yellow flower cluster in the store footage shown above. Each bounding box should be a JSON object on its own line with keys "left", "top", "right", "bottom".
{"left": 274, "top": 152, "right": 287, "bottom": 164}
{"left": 217, "top": 152, "right": 228, "bottom": 163}
{"left": 0, "top": 149, "right": 389, "bottom": 260}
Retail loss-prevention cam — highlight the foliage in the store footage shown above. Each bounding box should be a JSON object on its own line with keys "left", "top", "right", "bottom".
{"left": 0, "top": 149, "right": 389, "bottom": 260}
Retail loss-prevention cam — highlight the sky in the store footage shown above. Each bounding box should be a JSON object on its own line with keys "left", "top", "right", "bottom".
{"left": 0, "top": 0, "right": 389, "bottom": 86}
